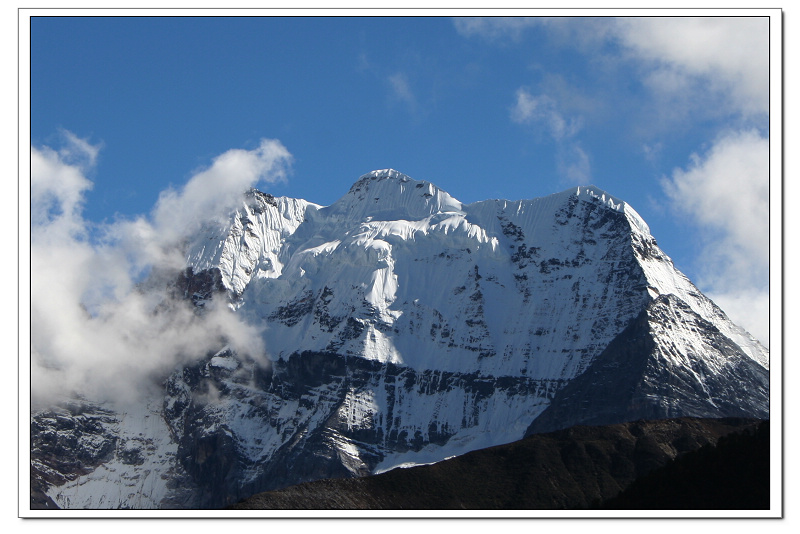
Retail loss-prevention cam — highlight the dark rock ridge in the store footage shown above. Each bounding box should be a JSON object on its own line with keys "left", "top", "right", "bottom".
{"left": 229, "top": 417, "right": 764, "bottom": 510}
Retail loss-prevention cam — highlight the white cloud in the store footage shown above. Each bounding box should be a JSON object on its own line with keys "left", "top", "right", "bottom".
{"left": 661, "top": 129, "right": 769, "bottom": 345}
{"left": 31, "top": 142, "right": 93, "bottom": 235}
{"left": 662, "top": 129, "right": 768, "bottom": 268}
{"left": 148, "top": 138, "right": 292, "bottom": 258}
{"left": 30, "top": 132, "right": 293, "bottom": 407}
{"left": 612, "top": 17, "right": 768, "bottom": 117}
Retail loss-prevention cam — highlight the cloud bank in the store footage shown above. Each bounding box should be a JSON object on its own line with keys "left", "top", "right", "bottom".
{"left": 31, "top": 133, "right": 293, "bottom": 407}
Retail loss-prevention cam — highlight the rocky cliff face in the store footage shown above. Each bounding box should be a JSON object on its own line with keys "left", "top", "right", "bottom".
{"left": 31, "top": 169, "right": 769, "bottom": 509}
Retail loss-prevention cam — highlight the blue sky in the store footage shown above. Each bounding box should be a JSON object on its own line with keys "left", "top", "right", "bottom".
{"left": 28, "top": 12, "right": 776, "bottom": 345}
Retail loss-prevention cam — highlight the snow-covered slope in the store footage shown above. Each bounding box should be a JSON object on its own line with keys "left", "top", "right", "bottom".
{"left": 32, "top": 169, "right": 769, "bottom": 509}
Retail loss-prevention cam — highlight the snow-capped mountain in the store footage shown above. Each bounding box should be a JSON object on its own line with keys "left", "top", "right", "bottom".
{"left": 31, "top": 169, "right": 769, "bottom": 509}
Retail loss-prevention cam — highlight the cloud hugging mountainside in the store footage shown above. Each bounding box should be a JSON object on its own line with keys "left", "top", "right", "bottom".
{"left": 31, "top": 169, "right": 769, "bottom": 510}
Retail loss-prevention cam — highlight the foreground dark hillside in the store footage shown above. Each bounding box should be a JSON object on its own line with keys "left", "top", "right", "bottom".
{"left": 602, "top": 420, "right": 769, "bottom": 509}
{"left": 230, "top": 417, "right": 764, "bottom": 510}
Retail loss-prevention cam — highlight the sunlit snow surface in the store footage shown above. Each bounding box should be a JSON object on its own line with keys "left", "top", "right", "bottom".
{"left": 38, "top": 170, "right": 768, "bottom": 508}
{"left": 189, "top": 173, "right": 666, "bottom": 377}
{"left": 181, "top": 170, "right": 766, "bottom": 468}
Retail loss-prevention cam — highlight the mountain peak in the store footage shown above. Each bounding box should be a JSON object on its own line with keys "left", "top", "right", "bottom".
{"left": 566, "top": 184, "right": 651, "bottom": 236}
{"left": 330, "top": 169, "right": 462, "bottom": 221}
{"left": 570, "top": 185, "right": 626, "bottom": 211}
{"left": 351, "top": 168, "right": 413, "bottom": 188}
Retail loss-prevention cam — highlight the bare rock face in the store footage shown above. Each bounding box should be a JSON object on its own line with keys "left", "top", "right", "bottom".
{"left": 31, "top": 171, "right": 769, "bottom": 509}
{"left": 30, "top": 402, "right": 118, "bottom": 509}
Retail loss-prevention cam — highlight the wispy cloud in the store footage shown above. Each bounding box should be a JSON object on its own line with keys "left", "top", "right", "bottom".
{"left": 463, "top": 22, "right": 597, "bottom": 186}
{"left": 642, "top": 142, "right": 664, "bottom": 163}
{"left": 453, "top": 17, "right": 546, "bottom": 41}
{"left": 57, "top": 128, "right": 102, "bottom": 168}
{"left": 557, "top": 144, "right": 591, "bottom": 185}
{"left": 511, "top": 88, "right": 588, "bottom": 184}
{"left": 387, "top": 71, "right": 417, "bottom": 113}
{"left": 511, "top": 89, "right": 582, "bottom": 141}
{"left": 31, "top": 132, "right": 293, "bottom": 406}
